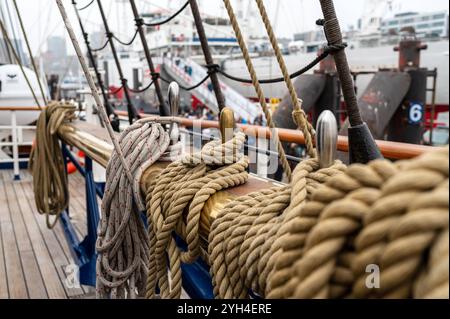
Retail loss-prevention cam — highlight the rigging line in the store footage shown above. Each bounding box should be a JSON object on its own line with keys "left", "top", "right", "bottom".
{"left": 0, "top": 4, "right": 13, "bottom": 63}
{"left": 77, "top": 0, "right": 94, "bottom": 11}
{"left": 218, "top": 48, "right": 338, "bottom": 84}
{"left": 159, "top": 73, "right": 211, "bottom": 91}
{"left": 90, "top": 37, "right": 110, "bottom": 52}
{"left": 71, "top": 0, "right": 117, "bottom": 131}
{"left": 56, "top": 0, "right": 136, "bottom": 191}
{"left": 127, "top": 80, "right": 154, "bottom": 94}
{"left": 140, "top": 0, "right": 234, "bottom": 38}
{"left": 12, "top": 0, "right": 48, "bottom": 105}
{"left": 130, "top": 0, "right": 167, "bottom": 116}
{"left": 96, "top": 0, "right": 140, "bottom": 125}
{"left": 112, "top": 29, "right": 139, "bottom": 46}
{"left": 4, "top": 0, "right": 21, "bottom": 61}
{"left": 143, "top": 0, "right": 189, "bottom": 27}
{"left": 0, "top": 18, "right": 41, "bottom": 108}
{"left": 189, "top": 0, "right": 226, "bottom": 112}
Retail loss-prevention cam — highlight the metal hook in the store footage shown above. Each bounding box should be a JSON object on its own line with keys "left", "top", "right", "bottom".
{"left": 316, "top": 110, "right": 338, "bottom": 168}
{"left": 219, "top": 107, "right": 235, "bottom": 144}
{"left": 168, "top": 82, "right": 180, "bottom": 143}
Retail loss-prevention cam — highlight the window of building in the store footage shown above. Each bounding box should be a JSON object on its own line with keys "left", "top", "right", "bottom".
{"left": 430, "top": 29, "right": 443, "bottom": 36}
{"left": 403, "top": 18, "right": 415, "bottom": 24}
{"left": 421, "top": 16, "right": 430, "bottom": 21}
{"left": 388, "top": 20, "right": 398, "bottom": 26}
{"left": 432, "top": 21, "right": 445, "bottom": 27}
{"left": 433, "top": 13, "right": 446, "bottom": 20}
{"left": 418, "top": 23, "right": 430, "bottom": 29}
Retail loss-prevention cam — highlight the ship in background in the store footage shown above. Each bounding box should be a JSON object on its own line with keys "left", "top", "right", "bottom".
{"left": 94, "top": 0, "right": 449, "bottom": 110}
{"left": 1, "top": 0, "right": 448, "bottom": 143}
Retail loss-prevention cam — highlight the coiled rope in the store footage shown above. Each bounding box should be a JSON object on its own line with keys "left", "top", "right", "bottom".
{"left": 145, "top": 132, "right": 249, "bottom": 299}
{"left": 29, "top": 102, "right": 77, "bottom": 228}
{"left": 209, "top": 158, "right": 346, "bottom": 298}
{"left": 269, "top": 146, "right": 449, "bottom": 299}
{"left": 209, "top": 147, "right": 448, "bottom": 299}
{"left": 96, "top": 119, "right": 182, "bottom": 299}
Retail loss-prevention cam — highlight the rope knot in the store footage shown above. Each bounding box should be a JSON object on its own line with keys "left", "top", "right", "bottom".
{"left": 135, "top": 18, "right": 144, "bottom": 27}
{"left": 324, "top": 43, "right": 347, "bottom": 54}
{"left": 205, "top": 63, "right": 220, "bottom": 75}
{"left": 106, "top": 31, "right": 114, "bottom": 39}
{"left": 150, "top": 72, "right": 160, "bottom": 81}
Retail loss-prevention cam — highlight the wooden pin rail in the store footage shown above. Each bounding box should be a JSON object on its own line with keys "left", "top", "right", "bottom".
{"left": 57, "top": 119, "right": 438, "bottom": 241}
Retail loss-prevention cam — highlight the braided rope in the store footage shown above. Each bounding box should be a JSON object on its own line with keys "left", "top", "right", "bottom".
{"left": 222, "top": 0, "right": 293, "bottom": 181}
{"left": 95, "top": 120, "right": 172, "bottom": 298}
{"left": 352, "top": 147, "right": 449, "bottom": 298}
{"left": 30, "top": 102, "right": 77, "bottom": 228}
{"left": 254, "top": 0, "right": 315, "bottom": 158}
{"left": 267, "top": 147, "right": 448, "bottom": 299}
{"left": 145, "top": 132, "right": 249, "bottom": 299}
{"left": 209, "top": 158, "right": 346, "bottom": 298}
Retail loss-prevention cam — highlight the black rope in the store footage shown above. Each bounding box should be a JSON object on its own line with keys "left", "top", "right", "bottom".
{"left": 112, "top": 29, "right": 139, "bottom": 46}
{"left": 143, "top": 0, "right": 189, "bottom": 27}
{"left": 127, "top": 80, "right": 154, "bottom": 93}
{"left": 77, "top": 0, "right": 94, "bottom": 10}
{"left": 217, "top": 43, "right": 346, "bottom": 84}
{"left": 109, "top": 85, "right": 124, "bottom": 95}
{"left": 91, "top": 38, "right": 110, "bottom": 52}
{"left": 159, "top": 73, "right": 211, "bottom": 91}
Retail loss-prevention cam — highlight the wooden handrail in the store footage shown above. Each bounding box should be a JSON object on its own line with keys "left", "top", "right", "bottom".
{"left": 0, "top": 106, "right": 42, "bottom": 111}
{"left": 115, "top": 111, "right": 435, "bottom": 160}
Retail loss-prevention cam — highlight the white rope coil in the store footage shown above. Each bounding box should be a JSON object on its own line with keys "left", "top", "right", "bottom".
{"left": 96, "top": 120, "right": 181, "bottom": 298}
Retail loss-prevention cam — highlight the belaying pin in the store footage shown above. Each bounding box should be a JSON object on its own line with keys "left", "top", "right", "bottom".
{"left": 168, "top": 82, "right": 180, "bottom": 143}
{"left": 316, "top": 110, "right": 338, "bottom": 168}
{"left": 219, "top": 107, "right": 235, "bottom": 144}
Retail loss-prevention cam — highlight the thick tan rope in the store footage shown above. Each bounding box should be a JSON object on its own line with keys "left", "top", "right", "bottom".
{"left": 208, "top": 146, "right": 448, "bottom": 299}
{"left": 30, "top": 102, "right": 76, "bottom": 228}
{"left": 145, "top": 132, "right": 249, "bottom": 299}
{"left": 209, "top": 158, "right": 346, "bottom": 298}
{"left": 222, "top": 0, "right": 294, "bottom": 181}
{"left": 268, "top": 147, "right": 448, "bottom": 299}
{"left": 254, "top": 0, "right": 315, "bottom": 158}
{"left": 351, "top": 147, "right": 449, "bottom": 298}
{"left": 96, "top": 120, "right": 172, "bottom": 298}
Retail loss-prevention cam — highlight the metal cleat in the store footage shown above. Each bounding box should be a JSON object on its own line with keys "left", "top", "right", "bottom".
{"left": 316, "top": 110, "right": 338, "bottom": 168}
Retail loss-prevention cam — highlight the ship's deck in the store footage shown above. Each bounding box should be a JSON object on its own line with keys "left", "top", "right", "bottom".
{"left": 0, "top": 170, "right": 94, "bottom": 299}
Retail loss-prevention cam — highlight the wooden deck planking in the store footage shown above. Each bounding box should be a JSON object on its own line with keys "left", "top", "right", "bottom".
{"left": 1, "top": 172, "right": 48, "bottom": 299}
{"left": 0, "top": 169, "right": 93, "bottom": 299}
{"left": 19, "top": 181, "right": 84, "bottom": 298}
{"left": 0, "top": 177, "right": 28, "bottom": 298}
{"left": 20, "top": 172, "right": 90, "bottom": 297}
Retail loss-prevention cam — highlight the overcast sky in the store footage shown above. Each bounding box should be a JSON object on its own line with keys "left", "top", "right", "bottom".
{"left": 2, "top": 0, "right": 449, "bottom": 55}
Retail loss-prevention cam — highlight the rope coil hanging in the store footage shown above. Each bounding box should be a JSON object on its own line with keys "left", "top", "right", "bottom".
{"left": 96, "top": 119, "right": 182, "bottom": 298}
{"left": 145, "top": 132, "right": 249, "bottom": 299}
{"left": 30, "top": 102, "right": 77, "bottom": 228}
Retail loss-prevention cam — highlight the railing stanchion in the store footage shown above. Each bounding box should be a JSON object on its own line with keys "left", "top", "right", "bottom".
{"left": 11, "top": 111, "right": 20, "bottom": 180}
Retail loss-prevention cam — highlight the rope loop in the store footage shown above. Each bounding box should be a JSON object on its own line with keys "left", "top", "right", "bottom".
{"left": 145, "top": 131, "right": 249, "bottom": 299}
{"left": 30, "top": 102, "right": 77, "bottom": 229}
{"left": 96, "top": 120, "right": 173, "bottom": 298}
